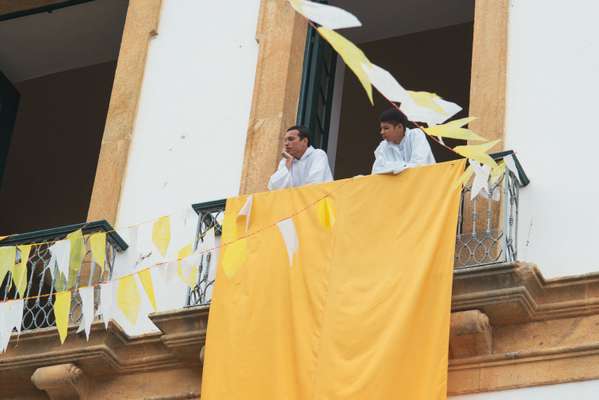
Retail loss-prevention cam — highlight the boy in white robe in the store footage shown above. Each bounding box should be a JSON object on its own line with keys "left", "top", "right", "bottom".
{"left": 372, "top": 108, "right": 435, "bottom": 175}
{"left": 268, "top": 126, "right": 333, "bottom": 190}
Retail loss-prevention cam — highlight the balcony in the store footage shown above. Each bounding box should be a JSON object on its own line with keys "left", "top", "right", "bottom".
{"left": 0, "top": 153, "right": 528, "bottom": 332}
{"left": 0, "top": 153, "right": 542, "bottom": 399}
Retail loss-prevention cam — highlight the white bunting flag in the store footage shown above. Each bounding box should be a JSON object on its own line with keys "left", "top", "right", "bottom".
{"left": 0, "top": 302, "right": 10, "bottom": 352}
{"left": 470, "top": 160, "right": 491, "bottom": 200}
{"left": 237, "top": 195, "right": 253, "bottom": 233}
{"left": 78, "top": 286, "right": 94, "bottom": 340}
{"left": 99, "top": 282, "right": 114, "bottom": 330}
{"left": 165, "top": 260, "right": 179, "bottom": 283}
{"left": 504, "top": 154, "right": 518, "bottom": 175}
{"left": 365, "top": 63, "right": 410, "bottom": 104}
{"left": 289, "top": 0, "right": 361, "bottom": 30}
{"left": 277, "top": 218, "right": 299, "bottom": 267}
{"left": 49, "top": 240, "right": 71, "bottom": 284}
{"left": 0, "top": 299, "right": 24, "bottom": 352}
{"left": 201, "top": 227, "right": 216, "bottom": 253}
{"left": 363, "top": 63, "right": 462, "bottom": 125}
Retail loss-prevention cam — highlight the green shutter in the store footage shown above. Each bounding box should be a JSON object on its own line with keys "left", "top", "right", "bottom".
{"left": 296, "top": 4, "right": 338, "bottom": 151}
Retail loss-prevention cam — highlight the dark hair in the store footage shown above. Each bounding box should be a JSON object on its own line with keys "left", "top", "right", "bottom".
{"left": 379, "top": 108, "right": 409, "bottom": 128}
{"left": 286, "top": 125, "right": 311, "bottom": 146}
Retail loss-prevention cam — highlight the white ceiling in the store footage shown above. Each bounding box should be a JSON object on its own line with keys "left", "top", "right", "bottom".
{"left": 330, "top": 0, "right": 475, "bottom": 43}
{"left": 0, "top": 0, "right": 473, "bottom": 82}
{"left": 0, "top": 0, "right": 128, "bottom": 83}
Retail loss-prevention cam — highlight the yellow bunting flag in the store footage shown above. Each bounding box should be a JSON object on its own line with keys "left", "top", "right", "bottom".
{"left": 0, "top": 246, "right": 16, "bottom": 285}
{"left": 455, "top": 164, "right": 474, "bottom": 188}
{"left": 117, "top": 274, "right": 141, "bottom": 325}
{"left": 152, "top": 216, "right": 171, "bottom": 257}
{"left": 220, "top": 212, "right": 247, "bottom": 279}
{"left": 178, "top": 244, "right": 193, "bottom": 265}
{"left": 13, "top": 245, "right": 31, "bottom": 298}
{"left": 454, "top": 139, "right": 501, "bottom": 169}
{"left": 67, "top": 230, "right": 85, "bottom": 289}
{"left": 201, "top": 160, "right": 466, "bottom": 400}
{"left": 490, "top": 160, "right": 507, "bottom": 185}
{"left": 408, "top": 91, "right": 445, "bottom": 114}
{"left": 316, "top": 197, "right": 336, "bottom": 230}
{"left": 317, "top": 27, "right": 373, "bottom": 104}
{"left": 424, "top": 117, "right": 486, "bottom": 141}
{"left": 89, "top": 232, "right": 107, "bottom": 274}
{"left": 177, "top": 244, "right": 198, "bottom": 288}
{"left": 138, "top": 269, "right": 157, "bottom": 312}
{"left": 54, "top": 290, "right": 71, "bottom": 344}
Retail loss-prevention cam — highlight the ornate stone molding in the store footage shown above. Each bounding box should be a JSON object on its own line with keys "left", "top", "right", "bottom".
{"left": 31, "top": 363, "right": 89, "bottom": 400}
{"left": 449, "top": 262, "right": 599, "bottom": 394}
{"left": 6, "top": 264, "right": 599, "bottom": 397}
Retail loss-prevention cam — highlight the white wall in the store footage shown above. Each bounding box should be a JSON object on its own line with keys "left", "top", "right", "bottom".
{"left": 116, "top": 0, "right": 261, "bottom": 227}
{"left": 108, "top": 0, "right": 260, "bottom": 334}
{"left": 505, "top": 0, "right": 599, "bottom": 278}
{"left": 451, "top": 379, "right": 599, "bottom": 399}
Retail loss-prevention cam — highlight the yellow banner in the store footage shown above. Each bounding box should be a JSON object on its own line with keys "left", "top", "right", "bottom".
{"left": 201, "top": 160, "right": 465, "bottom": 400}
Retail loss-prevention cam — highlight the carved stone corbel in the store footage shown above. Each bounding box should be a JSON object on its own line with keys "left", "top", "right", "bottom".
{"left": 449, "top": 310, "right": 493, "bottom": 358}
{"left": 31, "top": 363, "right": 89, "bottom": 400}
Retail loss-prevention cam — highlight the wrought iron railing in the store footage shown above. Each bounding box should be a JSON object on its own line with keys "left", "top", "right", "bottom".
{"left": 455, "top": 151, "right": 528, "bottom": 268}
{"left": 186, "top": 152, "right": 529, "bottom": 296}
{"left": 0, "top": 221, "right": 127, "bottom": 331}
{"left": 186, "top": 200, "right": 225, "bottom": 307}
{"left": 2, "top": 154, "right": 527, "bottom": 328}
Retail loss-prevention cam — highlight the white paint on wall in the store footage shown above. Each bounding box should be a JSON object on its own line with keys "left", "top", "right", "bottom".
{"left": 109, "top": 0, "right": 260, "bottom": 334}
{"left": 116, "top": 0, "right": 261, "bottom": 228}
{"left": 504, "top": 0, "right": 599, "bottom": 278}
{"left": 450, "top": 379, "right": 599, "bottom": 399}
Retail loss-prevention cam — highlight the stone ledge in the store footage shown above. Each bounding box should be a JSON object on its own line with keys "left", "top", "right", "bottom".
{"left": 0, "top": 306, "right": 208, "bottom": 399}
{"left": 453, "top": 262, "right": 599, "bottom": 324}
{"left": 449, "top": 262, "right": 599, "bottom": 394}
{"left": 4, "top": 263, "right": 599, "bottom": 397}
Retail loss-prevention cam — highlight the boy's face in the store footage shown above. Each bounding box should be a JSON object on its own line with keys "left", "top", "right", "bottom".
{"left": 380, "top": 122, "right": 405, "bottom": 144}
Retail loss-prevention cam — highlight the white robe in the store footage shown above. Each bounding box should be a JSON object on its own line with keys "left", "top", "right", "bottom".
{"left": 371, "top": 128, "right": 436, "bottom": 174}
{"left": 268, "top": 146, "right": 333, "bottom": 190}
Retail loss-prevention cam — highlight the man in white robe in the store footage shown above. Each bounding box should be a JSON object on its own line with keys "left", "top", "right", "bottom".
{"left": 268, "top": 126, "right": 333, "bottom": 190}
{"left": 372, "top": 108, "right": 436, "bottom": 175}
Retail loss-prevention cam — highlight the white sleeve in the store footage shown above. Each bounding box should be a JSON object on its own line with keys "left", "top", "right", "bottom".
{"left": 405, "top": 130, "right": 435, "bottom": 167}
{"left": 268, "top": 159, "right": 292, "bottom": 190}
{"left": 305, "top": 151, "right": 333, "bottom": 184}
{"left": 372, "top": 148, "right": 407, "bottom": 175}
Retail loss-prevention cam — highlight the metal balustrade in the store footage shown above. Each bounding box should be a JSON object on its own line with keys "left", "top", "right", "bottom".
{"left": 0, "top": 221, "right": 127, "bottom": 331}
{"left": 2, "top": 152, "right": 528, "bottom": 327}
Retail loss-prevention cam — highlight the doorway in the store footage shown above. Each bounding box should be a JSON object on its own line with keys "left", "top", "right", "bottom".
{"left": 297, "top": 0, "right": 475, "bottom": 178}
{"left": 0, "top": 0, "right": 129, "bottom": 233}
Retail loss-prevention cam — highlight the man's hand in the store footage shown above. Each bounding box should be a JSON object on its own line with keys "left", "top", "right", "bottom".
{"left": 282, "top": 151, "right": 293, "bottom": 170}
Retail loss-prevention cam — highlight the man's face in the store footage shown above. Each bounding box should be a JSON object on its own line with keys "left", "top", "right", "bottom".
{"left": 380, "top": 122, "right": 405, "bottom": 144}
{"left": 284, "top": 129, "right": 309, "bottom": 159}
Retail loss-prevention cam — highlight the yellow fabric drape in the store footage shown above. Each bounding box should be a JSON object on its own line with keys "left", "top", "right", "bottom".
{"left": 201, "top": 160, "right": 464, "bottom": 400}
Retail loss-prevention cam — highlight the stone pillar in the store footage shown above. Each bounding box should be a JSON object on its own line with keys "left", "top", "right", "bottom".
{"left": 239, "top": 0, "right": 308, "bottom": 194}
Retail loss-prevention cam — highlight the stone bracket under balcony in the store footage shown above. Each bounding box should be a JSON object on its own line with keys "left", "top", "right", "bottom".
{"left": 450, "top": 262, "right": 599, "bottom": 394}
